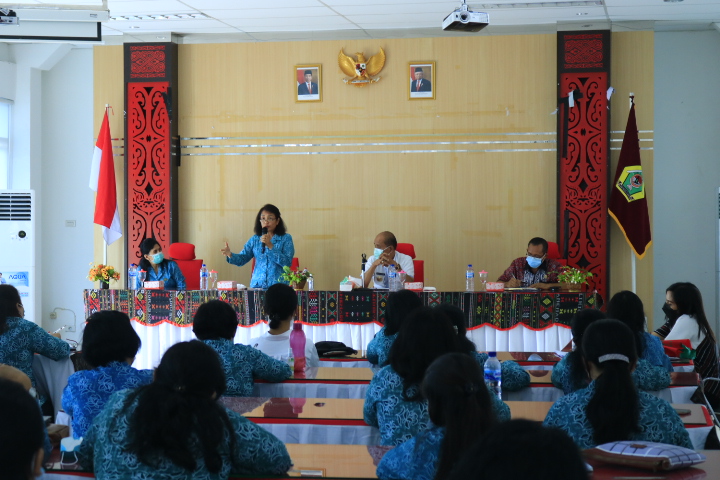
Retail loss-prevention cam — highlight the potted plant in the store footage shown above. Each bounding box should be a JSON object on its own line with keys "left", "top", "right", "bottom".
{"left": 88, "top": 262, "right": 121, "bottom": 289}
{"left": 279, "top": 267, "right": 312, "bottom": 290}
{"left": 557, "top": 266, "right": 593, "bottom": 292}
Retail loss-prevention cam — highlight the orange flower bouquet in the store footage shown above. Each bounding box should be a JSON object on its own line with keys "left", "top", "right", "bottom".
{"left": 88, "top": 262, "right": 121, "bottom": 285}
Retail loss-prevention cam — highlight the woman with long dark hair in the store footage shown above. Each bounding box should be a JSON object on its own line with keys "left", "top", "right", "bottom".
{"left": 655, "top": 282, "right": 720, "bottom": 406}
{"left": 221, "top": 204, "right": 294, "bottom": 289}
{"left": 138, "top": 237, "right": 186, "bottom": 290}
{"left": 0, "top": 284, "right": 69, "bottom": 405}
{"left": 0, "top": 379, "right": 47, "bottom": 480}
{"left": 544, "top": 319, "right": 691, "bottom": 449}
{"left": 77, "top": 340, "right": 292, "bottom": 478}
{"left": 367, "top": 289, "right": 422, "bottom": 367}
{"left": 377, "top": 353, "right": 498, "bottom": 480}
{"left": 364, "top": 307, "right": 509, "bottom": 446}
{"left": 436, "top": 304, "right": 530, "bottom": 391}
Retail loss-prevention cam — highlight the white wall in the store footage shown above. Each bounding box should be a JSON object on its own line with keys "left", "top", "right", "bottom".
{"left": 654, "top": 30, "right": 720, "bottom": 334}
{"left": 40, "top": 47, "right": 94, "bottom": 338}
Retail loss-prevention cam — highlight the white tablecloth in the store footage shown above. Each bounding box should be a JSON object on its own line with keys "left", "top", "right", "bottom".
{"left": 253, "top": 383, "right": 369, "bottom": 399}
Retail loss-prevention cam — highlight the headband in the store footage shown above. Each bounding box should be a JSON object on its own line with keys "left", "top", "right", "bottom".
{"left": 598, "top": 353, "right": 629, "bottom": 363}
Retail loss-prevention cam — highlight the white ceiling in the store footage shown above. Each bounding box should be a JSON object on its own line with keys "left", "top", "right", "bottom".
{"left": 3, "top": 0, "right": 720, "bottom": 43}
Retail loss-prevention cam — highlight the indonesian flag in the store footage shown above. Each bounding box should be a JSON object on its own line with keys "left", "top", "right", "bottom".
{"left": 608, "top": 102, "right": 651, "bottom": 259}
{"left": 89, "top": 111, "right": 122, "bottom": 245}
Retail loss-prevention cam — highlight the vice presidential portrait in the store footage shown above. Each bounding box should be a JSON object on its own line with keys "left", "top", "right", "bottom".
{"left": 296, "top": 65, "right": 321, "bottom": 102}
{"left": 409, "top": 62, "right": 435, "bottom": 100}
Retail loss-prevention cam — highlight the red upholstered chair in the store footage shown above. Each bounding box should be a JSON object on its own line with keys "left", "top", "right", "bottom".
{"left": 167, "top": 242, "right": 203, "bottom": 290}
{"left": 546, "top": 241, "right": 568, "bottom": 267}
{"left": 395, "top": 243, "right": 424, "bottom": 284}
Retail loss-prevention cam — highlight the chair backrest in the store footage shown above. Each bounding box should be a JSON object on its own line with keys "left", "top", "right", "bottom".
{"left": 395, "top": 243, "right": 416, "bottom": 259}
{"left": 396, "top": 243, "right": 424, "bottom": 283}
{"left": 546, "top": 241, "right": 568, "bottom": 267}
{"left": 167, "top": 242, "right": 203, "bottom": 290}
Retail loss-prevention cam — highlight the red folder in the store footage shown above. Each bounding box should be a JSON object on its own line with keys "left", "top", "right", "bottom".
{"left": 663, "top": 339, "right": 692, "bottom": 357}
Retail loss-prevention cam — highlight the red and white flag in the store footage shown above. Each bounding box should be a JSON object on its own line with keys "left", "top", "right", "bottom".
{"left": 89, "top": 111, "right": 122, "bottom": 245}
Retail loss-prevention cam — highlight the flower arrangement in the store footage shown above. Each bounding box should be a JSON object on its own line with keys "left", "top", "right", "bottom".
{"left": 557, "top": 266, "right": 593, "bottom": 285}
{"left": 279, "top": 267, "right": 312, "bottom": 288}
{"left": 87, "top": 262, "right": 121, "bottom": 283}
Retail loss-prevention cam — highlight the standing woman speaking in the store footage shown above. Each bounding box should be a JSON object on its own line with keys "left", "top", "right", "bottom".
{"left": 221, "top": 204, "right": 294, "bottom": 289}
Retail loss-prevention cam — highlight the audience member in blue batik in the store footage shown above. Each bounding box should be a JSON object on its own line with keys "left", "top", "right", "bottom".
{"left": 193, "top": 300, "right": 291, "bottom": 396}
{"left": 377, "top": 353, "right": 500, "bottom": 480}
{"left": 222, "top": 204, "right": 295, "bottom": 289}
{"left": 0, "top": 378, "right": 47, "bottom": 480}
{"left": 367, "top": 290, "right": 422, "bottom": 367}
{"left": 447, "top": 420, "right": 589, "bottom": 480}
{"left": 607, "top": 290, "right": 673, "bottom": 371}
{"left": 544, "top": 319, "right": 692, "bottom": 450}
{"left": 138, "top": 237, "right": 186, "bottom": 290}
{"left": 0, "top": 285, "right": 70, "bottom": 405}
{"left": 78, "top": 341, "right": 292, "bottom": 480}
{"left": 437, "top": 304, "right": 530, "bottom": 391}
{"left": 62, "top": 311, "right": 153, "bottom": 439}
{"left": 364, "top": 307, "right": 510, "bottom": 446}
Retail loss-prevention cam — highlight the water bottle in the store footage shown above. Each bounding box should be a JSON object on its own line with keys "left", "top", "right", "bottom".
{"left": 290, "top": 322, "right": 307, "bottom": 372}
{"left": 307, "top": 274, "right": 314, "bottom": 291}
{"left": 466, "top": 264, "right": 475, "bottom": 292}
{"left": 388, "top": 267, "right": 399, "bottom": 292}
{"left": 128, "top": 263, "right": 138, "bottom": 290}
{"left": 200, "top": 264, "right": 209, "bottom": 290}
{"left": 138, "top": 270, "right": 146, "bottom": 288}
{"left": 484, "top": 352, "right": 502, "bottom": 400}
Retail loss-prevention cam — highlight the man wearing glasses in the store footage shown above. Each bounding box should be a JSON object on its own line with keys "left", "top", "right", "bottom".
{"left": 497, "top": 237, "right": 562, "bottom": 289}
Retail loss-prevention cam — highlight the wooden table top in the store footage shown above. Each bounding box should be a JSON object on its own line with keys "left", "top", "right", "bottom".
{"left": 525, "top": 369, "right": 699, "bottom": 387}
{"left": 283, "top": 367, "right": 374, "bottom": 382}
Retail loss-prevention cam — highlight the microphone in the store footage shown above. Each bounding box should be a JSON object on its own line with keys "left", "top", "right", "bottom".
{"left": 261, "top": 227, "right": 268, "bottom": 253}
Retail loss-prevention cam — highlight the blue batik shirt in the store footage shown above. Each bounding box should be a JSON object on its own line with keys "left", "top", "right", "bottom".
{"left": 364, "top": 365, "right": 510, "bottom": 446}
{"left": 201, "top": 339, "right": 291, "bottom": 396}
{"left": 146, "top": 259, "right": 186, "bottom": 290}
{"left": 543, "top": 380, "right": 692, "bottom": 450}
{"left": 376, "top": 426, "right": 445, "bottom": 480}
{"left": 552, "top": 354, "right": 670, "bottom": 394}
{"left": 0, "top": 317, "right": 70, "bottom": 404}
{"left": 642, "top": 332, "right": 674, "bottom": 372}
{"left": 473, "top": 352, "right": 530, "bottom": 392}
{"left": 367, "top": 327, "right": 397, "bottom": 367}
{"left": 227, "top": 234, "right": 294, "bottom": 289}
{"left": 62, "top": 361, "right": 153, "bottom": 438}
{"left": 77, "top": 389, "right": 292, "bottom": 479}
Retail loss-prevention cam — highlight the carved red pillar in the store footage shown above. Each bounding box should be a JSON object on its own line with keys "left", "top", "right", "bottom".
{"left": 124, "top": 43, "right": 179, "bottom": 267}
{"left": 557, "top": 31, "right": 611, "bottom": 302}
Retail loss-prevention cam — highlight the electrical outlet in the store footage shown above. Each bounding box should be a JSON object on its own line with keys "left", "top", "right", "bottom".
{"left": 49, "top": 312, "right": 57, "bottom": 320}
{"left": 66, "top": 324, "right": 75, "bottom": 332}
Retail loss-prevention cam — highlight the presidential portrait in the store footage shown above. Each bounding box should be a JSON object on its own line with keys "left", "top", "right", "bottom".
{"left": 296, "top": 65, "right": 322, "bottom": 102}
{"left": 409, "top": 62, "right": 435, "bottom": 100}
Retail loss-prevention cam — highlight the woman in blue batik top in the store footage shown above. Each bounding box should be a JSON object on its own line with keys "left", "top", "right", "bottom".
{"left": 544, "top": 319, "right": 692, "bottom": 450}
{"left": 0, "top": 284, "right": 70, "bottom": 405}
{"left": 62, "top": 310, "right": 153, "bottom": 438}
{"left": 377, "top": 352, "right": 499, "bottom": 480}
{"left": 139, "top": 237, "right": 186, "bottom": 290}
{"left": 193, "top": 299, "right": 291, "bottom": 396}
{"left": 364, "top": 307, "right": 510, "bottom": 446}
{"left": 552, "top": 309, "right": 670, "bottom": 393}
{"left": 437, "top": 304, "right": 530, "bottom": 391}
{"left": 78, "top": 340, "right": 292, "bottom": 480}
{"left": 367, "top": 290, "right": 422, "bottom": 367}
{"left": 221, "top": 204, "right": 294, "bottom": 289}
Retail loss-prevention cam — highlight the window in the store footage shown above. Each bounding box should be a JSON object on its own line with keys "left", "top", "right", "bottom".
{"left": 0, "top": 99, "right": 10, "bottom": 189}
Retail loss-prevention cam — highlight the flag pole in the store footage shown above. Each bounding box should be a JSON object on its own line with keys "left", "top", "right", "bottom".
{"left": 629, "top": 93, "right": 637, "bottom": 294}
{"left": 103, "top": 104, "right": 110, "bottom": 266}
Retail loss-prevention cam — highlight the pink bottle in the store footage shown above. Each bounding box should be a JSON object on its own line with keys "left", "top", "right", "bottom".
{"left": 290, "top": 322, "right": 307, "bottom": 372}
{"left": 289, "top": 397, "right": 306, "bottom": 414}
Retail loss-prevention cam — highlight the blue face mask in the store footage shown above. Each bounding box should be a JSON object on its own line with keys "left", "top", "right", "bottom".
{"left": 526, "top": 255, "right": 543, "bottom": 269}
{"left": 374, "top": 247, "right": 387, "bottom": 259}
{"left": 151, "top": 252, "right": 164, "bottom": 264}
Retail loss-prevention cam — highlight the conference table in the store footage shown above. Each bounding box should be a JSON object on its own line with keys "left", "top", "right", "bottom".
{"left": 83, "top": 288, "right": 599, "bottom": 368}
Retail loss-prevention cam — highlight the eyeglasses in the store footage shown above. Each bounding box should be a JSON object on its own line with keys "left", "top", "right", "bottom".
{"left": 260, "top": 216, "right": 277, "bottom": 222}
{"left": 526, "top": 251, "right": 546, "bottom": 259}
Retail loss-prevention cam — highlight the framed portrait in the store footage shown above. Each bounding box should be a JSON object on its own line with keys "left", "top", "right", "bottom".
{"left": 296, "top": 64, "right": 322, "bottom": 102}
{"left": 408, "top": 62, "right": 435, "bottom": 100}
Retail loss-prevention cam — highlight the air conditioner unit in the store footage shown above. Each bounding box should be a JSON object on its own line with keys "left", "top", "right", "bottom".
{"left": 0, "top": 190, "right": 36, "bottom": 324}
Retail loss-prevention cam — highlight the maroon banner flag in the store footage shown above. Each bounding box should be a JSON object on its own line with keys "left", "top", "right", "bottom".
{"left": 608, "top": 102, "right": 651, "bottom": 258}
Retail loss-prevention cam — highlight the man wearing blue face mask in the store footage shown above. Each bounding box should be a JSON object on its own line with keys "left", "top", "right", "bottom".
{"left": 363, "top": 231, "right": 415, "bottom": 288}
{"left": 497, "top": 237, "right": 562, "bottom": 289}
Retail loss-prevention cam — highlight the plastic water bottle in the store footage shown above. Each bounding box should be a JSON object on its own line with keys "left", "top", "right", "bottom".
{"left": 466, "top": 264, "right": 475, "bottom": 292}
{"left": 290, "top": 322, "right": 307, "bottom": 372}
{"left": 307, "top": 274, "right": 314, "bottom": 291}
{"left": 388, "top": 267, "right": 399, "bottom": 292}
{"left": 138, "top": 270, "right": 146, "bottom": 288}
{"left": 128, "top": 263, "right": 138, "bottom": 290}
{"left": 200, "top": 264, "right": 209, "bottom": 290}
{"left": 484, "top": 352, "right": 502, "bottom": 400}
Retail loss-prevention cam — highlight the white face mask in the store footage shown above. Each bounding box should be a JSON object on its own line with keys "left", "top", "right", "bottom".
{"left": 374, "top": 247, "right": 388, "bottom": 258}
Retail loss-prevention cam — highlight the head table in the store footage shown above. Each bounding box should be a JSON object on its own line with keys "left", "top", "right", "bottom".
{"left": 83, "top": 289, "right": 598, "bottom": 368}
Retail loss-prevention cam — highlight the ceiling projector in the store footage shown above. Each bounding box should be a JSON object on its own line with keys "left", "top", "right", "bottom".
{"left": 442, "top": 3, "right": 488, "bottom": 32}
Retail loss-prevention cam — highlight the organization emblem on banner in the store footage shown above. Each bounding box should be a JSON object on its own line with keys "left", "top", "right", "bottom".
{"left": 615, "top": 165, "right": 645, "bottom": 202}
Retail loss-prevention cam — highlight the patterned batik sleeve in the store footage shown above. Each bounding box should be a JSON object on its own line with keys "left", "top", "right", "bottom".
{"left": 363, "top": 370, "right": 384, "bottom": 427}
{"left": 490, "top": 389, "right": 511, "bottom": 421}
{"left": 267, "top": 234, "right": 295, "bottom": 270}
{"left": 169, "top": 261, "right": 186, "bottom": 290}
{"left": 500, "top": 360, "right": 530, "bottom": 391}
{"left": 61, "top": 377, "right": 75, "bottom": 418}
{"left": 366, "top": 328, "right": 384, "bottom": 365}
{"left": 247, "top": 345, "right": 292, "bottom": 382}
{"left": 227, "top": 409, "right": 292, "bottom": 475}
{"left": 551, "top": 355, "right": 574, "bottom": 393}
{"left": 633, "top": 359, "right": 671, "bottom": 391}
{"left": 643, "top": 333, "right": 674, "bottom": 371}
{"left": 376, "top": 428, "right": 443, "bottom": 480}
{"left": 227, "top": 236, "right": 257, "bottom": 267}
{"left": 497, "top": 258, "right": 522, "bottom": 282}
{"left": 28, "top": 321, "right": 70, "bottom": 360}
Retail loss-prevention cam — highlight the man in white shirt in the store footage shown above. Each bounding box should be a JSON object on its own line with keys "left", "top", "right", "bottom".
{"left": 363, "top": 231, "right": 415, "bottom": 288}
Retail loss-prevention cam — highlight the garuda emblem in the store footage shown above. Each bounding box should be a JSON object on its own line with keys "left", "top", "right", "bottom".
{"left": 338, "top": 48, "right": 386, "bottom": 87}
